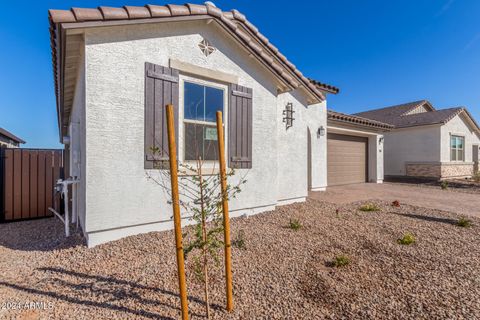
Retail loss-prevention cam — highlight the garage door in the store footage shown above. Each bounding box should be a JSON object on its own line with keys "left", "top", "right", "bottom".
{"left": 327, "top": 133, "right": 368, "bottom": 186}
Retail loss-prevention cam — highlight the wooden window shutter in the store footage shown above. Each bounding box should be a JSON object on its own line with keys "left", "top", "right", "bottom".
{"left": 228, "top": 84, "right": 253, "bottom": 169}
{"left": 144, "top": 62, "right": 179, "bottom": 169}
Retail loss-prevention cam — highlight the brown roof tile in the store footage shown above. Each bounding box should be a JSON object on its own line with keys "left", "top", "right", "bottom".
{"left": 147, "top": 5, "right": 171, "bottom": 17}
{"left": 355, "top": 100, "right": 432, "bottom": 122}
{"left": 49, "top": 3, "right": 330, "bottom": 102}
{"left": 186, "top": 3, "right": 208, "bottom": 15}
{"left": 309, "top": 79, "right": 340, "bottom": 94}
{"left": 99, "top": 6, "right": 129, "bottom": 20}
{"left": 328, "top": 110, "right": 393, "bottom": 130}
{"left": 124, "top": 6, "right": 151, "bottom": 19}
{"left": 71, "top": 7, "right": 104, "bottom": 21}
{"left": 167, "top": 4, "right": 190, "bottom": 16}
{"left": 355, "top": 100, "right": 480, "bottom": 132}
{"left": 49, "top": 3, "right": 340, "bottom": 139}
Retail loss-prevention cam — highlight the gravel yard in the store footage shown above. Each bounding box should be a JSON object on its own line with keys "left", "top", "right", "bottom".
{"left": 1, "top": 199, "right": 480, "bottom": 319}
{"left": 385, "top": 176, "right": 480, "bottom": 195}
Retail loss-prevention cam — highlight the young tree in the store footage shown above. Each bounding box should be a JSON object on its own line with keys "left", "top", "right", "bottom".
{"left": 147, "top": 128, "right": 246, "bottom": 318}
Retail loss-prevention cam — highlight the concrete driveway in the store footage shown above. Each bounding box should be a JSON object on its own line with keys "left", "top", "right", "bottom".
{"left": 309, "top": 183, "right": 480, "bottom": 217}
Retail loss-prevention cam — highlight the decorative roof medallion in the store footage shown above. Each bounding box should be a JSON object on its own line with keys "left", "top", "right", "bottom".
{"left": 198, "top": 38, "right": 216, "bottom": 57}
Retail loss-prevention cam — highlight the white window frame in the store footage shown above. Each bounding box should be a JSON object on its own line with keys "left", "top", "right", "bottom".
{"left": 178, "top": 74, "right": 228, "bottom": 168}
{"left": 450, "top": 134, "right": 465, "bottom": 162}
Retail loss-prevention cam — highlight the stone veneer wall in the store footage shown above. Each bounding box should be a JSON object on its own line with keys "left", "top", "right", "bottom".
{"left": 406, "top": 163, "right": 441, "bottom": 178}
{"left": 441, "top": 163, "right": 474, "bottom": 178}
{"left": 406, "top": 162, "right": 474, "bottom": 179}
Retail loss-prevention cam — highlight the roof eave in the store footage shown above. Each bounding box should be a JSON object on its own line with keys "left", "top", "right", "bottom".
{"left": 327, "top": 119, "right": 392, "bottom": 132}
{"left": 50, "top": 4, "right": 330, "bottom": 130}
{"left": 455, "top": 108, "right": 480, "bottom": 135}
{"left": 327, "top": 111, "right": 393, "bottom": 131}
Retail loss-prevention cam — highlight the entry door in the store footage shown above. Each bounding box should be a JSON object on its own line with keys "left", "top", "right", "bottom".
{"left": 327, "top": 133, "right": 368, "bottom": 186}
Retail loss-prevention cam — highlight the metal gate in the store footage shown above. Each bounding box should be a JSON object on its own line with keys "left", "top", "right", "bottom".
{"left": 0, "top": 148, "right": 64, "bottom": 222}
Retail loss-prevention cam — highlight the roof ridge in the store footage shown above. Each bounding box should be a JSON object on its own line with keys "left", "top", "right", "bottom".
{"left": 49, "top": 3, "right": 329, "bottom": 102}
{"left": 49, "top": 2, "right": 336, "bottom": 139}
{"left": 355, "top": 100, "right": 428, "bottom": 115}
{"left": 397, "top": 106, "right": 459, "bottom": 119}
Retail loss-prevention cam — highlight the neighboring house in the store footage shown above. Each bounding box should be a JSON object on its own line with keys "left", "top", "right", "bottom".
{"left": 0, "top": 128, "right": 25, "bottom": 148}
{"left": 49, "top": 3, "right": 388, "bottom": 247}
{"left": 356, "top": 100, "right": 480, "bottom": 179}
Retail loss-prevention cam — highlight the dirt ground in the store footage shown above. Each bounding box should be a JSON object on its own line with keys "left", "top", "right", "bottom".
{"left": 310, "top": 182, "right": 480, "bottom": 217}
{"left": 385, "top": 176, "right": 480, "bottom": 195}
{"left": 1, "top": 199, "right": 479, "bottom": 319}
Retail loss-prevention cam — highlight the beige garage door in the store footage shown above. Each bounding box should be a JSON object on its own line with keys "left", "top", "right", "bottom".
{"left": 327, "top": 133, "right": 368, "bottom": 186}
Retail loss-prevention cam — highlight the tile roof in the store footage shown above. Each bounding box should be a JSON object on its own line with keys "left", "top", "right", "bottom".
{"left": 49, "top": 2, "right": 332, "bottom": 116}
{"left": 355, "top": 100, "right": 479, "bottom": 130}
{"left": 354, "top": 100, "right": 432, "bottom": 122}
{"left": 310, "top": 79, "right": 340, "bottom": 94}
{"left": 0, "top": 128, "right": 26, "bottom": 144}
{"left": 327, "top": 110, "right": 393, "bottom": 130}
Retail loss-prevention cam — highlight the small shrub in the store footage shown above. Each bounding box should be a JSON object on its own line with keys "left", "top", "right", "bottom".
{"left": 288, "top": 219, "right": 302, "bottom": 231}
{"left": 359, "top": 203, "right": 381, "bottom": 212}
{"left": 441, "top": 180, "right": 449, "bottom": 190}
{"left": 392, "top": 200, "right": 400, "bottom": 207}
{"left": 473, "top": 171, "right": 480, "bottom": 183}
{"left": 397, "top": 232, "right": 416, "bottom": 245}
{"left": 332, "top": 255, "right": 350, "bottom": 267}
{"left": 232, "top": 230, "right": 246, "bottom": 249}
{"left": 457, "top": 217, "right": 472, "bottom": 228}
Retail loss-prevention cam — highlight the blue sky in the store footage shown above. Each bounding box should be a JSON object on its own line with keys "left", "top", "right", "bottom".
{"left": 1, "top": 0, "right": 479, "bottom": 148}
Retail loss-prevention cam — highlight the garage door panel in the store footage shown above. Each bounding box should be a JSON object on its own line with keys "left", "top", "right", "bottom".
{"left": 327, "top": 133, "right": 368, "bottom": 186}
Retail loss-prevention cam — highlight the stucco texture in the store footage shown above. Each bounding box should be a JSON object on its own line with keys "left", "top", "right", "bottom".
{"left": 74, "top": 19, "right": 327, "bottom": 245}
{"left": 384, "top": 125, "right": 441, "bottom": 176}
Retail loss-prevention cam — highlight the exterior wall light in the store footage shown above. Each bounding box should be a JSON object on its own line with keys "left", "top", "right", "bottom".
{"left": 379, "top": 136, "right": 384, "bottom": 144}
{"left": 283, "top": 102, "right": 295, "bottom": 129}
{"left": 317, "top": 126, "right": 325, "bottom": 138}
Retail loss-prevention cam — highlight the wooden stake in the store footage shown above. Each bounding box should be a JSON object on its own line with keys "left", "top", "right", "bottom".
{"left": 216, "top": 111, "right": 233, "bottom": 311}
{"left": 166, "top": 104, "right": 189, "bottom": 320}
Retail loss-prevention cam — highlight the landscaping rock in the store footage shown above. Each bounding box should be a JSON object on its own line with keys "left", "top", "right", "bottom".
{"left": 1, "top": 200, "right": 480, "bottom": 319}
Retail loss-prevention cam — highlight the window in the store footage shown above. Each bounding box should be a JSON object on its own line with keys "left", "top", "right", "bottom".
{"left": 183, "top": 80, "right": 225, "bottom": 161}
{"left": 451, "top": 135, "right": 465, "bottom": 161}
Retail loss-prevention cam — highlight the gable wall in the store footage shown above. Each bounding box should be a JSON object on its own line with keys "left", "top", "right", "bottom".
{"left": 405, "top": 105, "right": 429, "bottom": 115}
{"left": 79, "top": 19, "right": 324, "bottom": 243}
{"left": 440, "top": 114, "right": 480, "bottom": 163}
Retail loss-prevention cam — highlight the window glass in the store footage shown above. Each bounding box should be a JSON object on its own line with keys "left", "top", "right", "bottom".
{"left": 184, "top": 123, "right": 219, "bottom": 161}
{"left": 205, "top": 86, "right": 224, "bottom": 122}
{"left": 458, "top": 137, "right": 464, "bottom": 149}
{"left": 183, "top": 81, "right": 225, "bottom": 161}
{"left": 184, "top": 82, "right": 205, "bottom": 121}
{"left": 451, "top": 136, "right": 465, "bottom": 162}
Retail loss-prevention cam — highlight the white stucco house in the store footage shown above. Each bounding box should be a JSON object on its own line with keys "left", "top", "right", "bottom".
{"left": 356, "top": 100, "right": 480, "bottom": 179}
{"left": 49, "top": 2, "right": 389, "bottom": 247}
